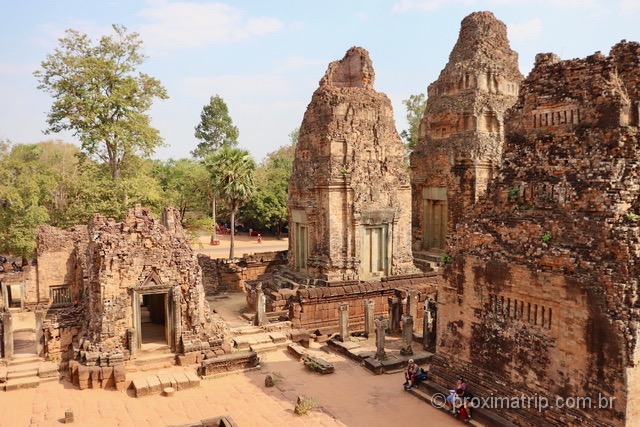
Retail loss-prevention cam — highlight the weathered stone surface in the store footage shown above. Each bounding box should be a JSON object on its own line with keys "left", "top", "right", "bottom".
{"left": 433, "top": 40, "right": 640, "bottom": 427}
{"left": 410, "top": 11, "right": 523, "bottom": 252}
{"left": 288, "top": 46, "right": 417, "bottom": 282}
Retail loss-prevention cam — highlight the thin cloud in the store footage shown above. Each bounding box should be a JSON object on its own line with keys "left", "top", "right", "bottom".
{"left": 393, "top": 0, "right": 603, "bottom": 12}
{"left": 137, "top": 1, "right": 284, "bottom": 50}
{"left": 272, "top": 56, "right": 325, "bottom": 71}
{"left": 619, "top": 0, "right": 640, "bottom": 13}
{"left": 179, "top": 74, "right": 289, "bottom": 100}
{"left": 508, "top": 17, "right": 542, "bottom": 42}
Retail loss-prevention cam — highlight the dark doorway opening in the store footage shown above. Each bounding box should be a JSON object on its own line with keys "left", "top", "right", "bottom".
{"left": 140, "top": 293, "right": 167, "bottom": 346}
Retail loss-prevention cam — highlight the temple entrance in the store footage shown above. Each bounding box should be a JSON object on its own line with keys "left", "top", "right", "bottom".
{"left": 13, "top": 311, "right": 36, "bottom": 355}
{"left": 2, "top": 281, "right": 24, "bottom": 309}
{"left": 133, "top": 289, "right": 174, "bottom": 352}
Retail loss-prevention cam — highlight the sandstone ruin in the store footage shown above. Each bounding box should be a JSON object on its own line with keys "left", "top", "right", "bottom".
{"left": 1, "top": 9, "right": 639, "bottom": 426}
{"left": 430, "top": 41, "right": 640, "bottom": 426}
{"left": 1, "top": 205, "right": 237, "bottom": 390}
{"left": 410, "top": 11, "right": 523, "bottom": 257}
{"left": 248, "top": 46, "right": 436, "bottom": 344}
{"left": 288, "top": 46, "right": 417, "bottom": 282}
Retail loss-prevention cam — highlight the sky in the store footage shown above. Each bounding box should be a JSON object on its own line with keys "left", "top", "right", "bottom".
{"left": 2, "top": 0, "right": 639, "bottom": 164}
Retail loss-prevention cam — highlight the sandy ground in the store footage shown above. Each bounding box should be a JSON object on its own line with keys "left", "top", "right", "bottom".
{"left": 0, "top": 293, "right": 473, "bottom": 427}
{"left": 0, "top": 235, "right": 475, "bottom": 426}
{"left": 190, "top": 231, "right": 288, "bottom": 259}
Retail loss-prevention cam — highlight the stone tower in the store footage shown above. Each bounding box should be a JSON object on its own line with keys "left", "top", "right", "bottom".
{"left": 287, "top": 47, "right": 416, "bottom": 283}
{"left": 430, "top": 42, "right": 640, "bottom": 426}
{"left": 410, "top": 11, "right": 523, "bottom": 252}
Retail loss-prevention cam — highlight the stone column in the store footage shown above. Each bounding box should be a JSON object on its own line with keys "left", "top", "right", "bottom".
{"left": 364, "top": 300, "right": 375, "bottom": 338}
{"left": 400, "top": 314, "right": 414, "bottom": 356}
{"left": 3, "top": 312, "right": 13, "bottom": 360}
{"left": 173, "top": 290, "right": 182, "bottom": 352}
{"left": 408, "top": 290, "right": 418, "bottom": 322}
{"left": 374, "top": 316, "right": 388, "bottom": 360}
{"left": 388, "top": 297, "right": 401, "bottom": 334}
{"left": 35, "top": 309, "right": 45, "bottom": 357}
{"left": 254, "top": 282, "right": 267, "bottom": 326}
{"left": 337, "top": 302, "right": 349, "bottom": 342}
{"left": 127, "top": 328, "right": 137, "bottom": 357}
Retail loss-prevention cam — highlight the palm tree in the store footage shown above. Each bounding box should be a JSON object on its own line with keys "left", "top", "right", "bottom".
{"left": 205, "top": 146, "right": 256, "bottom": 259}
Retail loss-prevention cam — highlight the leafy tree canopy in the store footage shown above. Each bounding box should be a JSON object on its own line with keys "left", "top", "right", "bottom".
{"left": 242, "top": 136, "right": 295, "bottom": 237}
{"left": 400, "top": 93, "right": 427, "bottom": 156}
{"left": 192, "top": 95, "right": 239, "bottom": 159}
{"left": 34, "top": 24, "right": 168, "bottom": 181}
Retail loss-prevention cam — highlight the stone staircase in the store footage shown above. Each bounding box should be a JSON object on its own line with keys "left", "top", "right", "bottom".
{"left": 1, "top": 353, "right": 59, "bottom": 391}
{"left": 412, "top": 250, "right": 442, "bottom": 273}
{"left": 128, "top": 345, "right": 177, "bottom": 372}
{"left": 229, "top": 324, "right": 291, "bottom": 355}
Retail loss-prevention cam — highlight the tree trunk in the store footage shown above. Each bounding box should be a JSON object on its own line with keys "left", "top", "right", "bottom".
{"left": 229, "top": 209, "right": 235, "bottom": 259}
{"left": 211, "top": 195, "right": 217, "bottom": 243}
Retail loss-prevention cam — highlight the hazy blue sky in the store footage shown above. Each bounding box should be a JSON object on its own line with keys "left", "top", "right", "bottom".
{"left": 2, "top": 0, "right": 639, "bottom": 162}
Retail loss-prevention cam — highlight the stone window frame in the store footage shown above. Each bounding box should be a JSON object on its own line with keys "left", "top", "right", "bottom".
{"left": 49, "top": 284, "right": 73, "bottom": 307}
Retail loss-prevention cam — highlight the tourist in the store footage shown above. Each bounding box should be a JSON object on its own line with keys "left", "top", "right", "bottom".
{"left": 453, "top": 386, "right": 474, "bottom": 422}
{"left": 446, "top": 376, "right": 468, "bottom": 409}
{"left": 403, "top": 359, "right": 420, "bottom": 390}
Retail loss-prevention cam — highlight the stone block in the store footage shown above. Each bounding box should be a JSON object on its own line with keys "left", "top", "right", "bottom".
{"left": 173, "top": 372, "right": 190, "bottom": 390}
{"left": 177, "top": 352, "right": 198, "bottom": 366}
{"left": 147, "top": 375, "right": 162, "bottom": 394}
{"left": 132, "top": 378, "right": 150, "bottom": 397}
{"left": 113, "top": 365, "right": 126, "bottom": 383}
{"left": 77, "top": 365, "right": 90, "bottom": 381}
{"left": 184, "top": 370, "right": 201, "bottom": 388}
{"left": 157, "top": 373, "right": 174, "bottom": 389}
{"left": 78, "top": 379, "right": 90, "bottom": 390}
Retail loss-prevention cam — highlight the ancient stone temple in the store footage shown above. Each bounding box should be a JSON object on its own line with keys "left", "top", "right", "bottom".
{"left": 430, "top": 41, "right": 640, "bottom": 426}
{"left": 288, "top": 46, "right": 416, "bottom": 282}
{"left": 37, "top": 205, "right": 230, "bottom": 370}
{"left": 410, "top": 11, "right": 523, "bottom": 253}
{"left": 247, "top": 47, "right": 434, "bottom": 337}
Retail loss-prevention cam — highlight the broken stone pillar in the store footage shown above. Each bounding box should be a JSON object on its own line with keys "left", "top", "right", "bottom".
{"left": 408, "top": 290, "right": 418, "bottom": 321}
{"left": 35, "top": 309, "right": 45, "bottom": 357}
{"left": 364, "top": 299, "right": 375, "bottom": 337}
{"left": 422, "top": 298, "right": 436, "bottom": 351}
{"left": 374, "top": 316, "right": 388, "bottom": 360}
{"left": 127, "top": 328, "right": 137, "bottom": 358}
{"left": 388, "top": 296, "right": 401, "bottom": 334}
{"left": 3, "top": 312, "right": 13, "bottom": 360}
{"left": 400, "top": 314, "right": 414, "bottom": 356}
{"left": 253, "top": 282, "right": 267, "bottom": 327}
{"left": 337, "top": 302, "right": 349, "bottom": 342}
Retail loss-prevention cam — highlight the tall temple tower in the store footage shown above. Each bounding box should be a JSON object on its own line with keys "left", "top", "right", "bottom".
{"left": 287, "top": 47, "right": 416, "bottom": 284}
{"left": 410, "top": 11, "right": 523, "bottom": 252}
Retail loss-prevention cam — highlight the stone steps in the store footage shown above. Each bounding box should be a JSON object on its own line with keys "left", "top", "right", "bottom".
{"left": 4, "top": 376, "right": 40, "bottom": 391}
{"left": 1, "top": 354, "right": 59, "bottom": 391}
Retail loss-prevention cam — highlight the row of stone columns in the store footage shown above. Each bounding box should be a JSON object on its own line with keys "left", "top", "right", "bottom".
{"left": 335, "top": 297, "right": 437, "bottom": 360}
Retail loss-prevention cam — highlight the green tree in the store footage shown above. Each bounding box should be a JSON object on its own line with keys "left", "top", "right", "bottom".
{"left": 34, "top": 24, "right": 168, "bottom": 182}
{"left": 193, "top": 95, "right": 239, "bottom": 159}
{"left": 242, "top": 135, "right": 295, "bottom": 237}
{"left": 206, "top": 146, "right": 256, "bottom": 259}
{"left": 153, "top": 158, "right": 210, "bottom": 220}
{"left": 193, "top": 94, "right": 240, "bottom": 243}
{"left": 400, "top": 93, "right": 427, "bottom": 155}
{"left": 0, "top": 143, "right": 52, "bottom": 256}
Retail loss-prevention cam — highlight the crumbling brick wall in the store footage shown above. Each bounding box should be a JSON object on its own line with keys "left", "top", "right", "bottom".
{"left": 433, "top": 41, "right": 640, "bottom": 427}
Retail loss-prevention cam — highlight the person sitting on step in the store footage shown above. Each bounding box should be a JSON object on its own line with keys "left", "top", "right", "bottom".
{"left": 403, "top": 359, "right": 420, "bottom": 391}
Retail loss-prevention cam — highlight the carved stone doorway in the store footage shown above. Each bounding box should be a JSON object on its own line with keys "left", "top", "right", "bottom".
{"left": 133, "top": 289, "right": 174, "bottom": 352}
